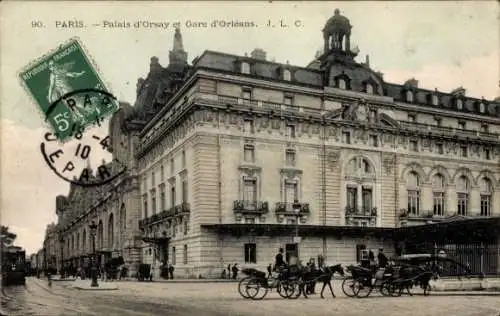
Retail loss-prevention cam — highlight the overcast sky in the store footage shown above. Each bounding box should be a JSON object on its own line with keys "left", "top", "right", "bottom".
{"left": 1, "top": 1, "right": 499, "bottom": 255}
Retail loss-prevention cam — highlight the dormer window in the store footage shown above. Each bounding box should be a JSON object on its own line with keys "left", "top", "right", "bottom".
{"left": 406, "top": 91, "right": 414, "bottom": 103}
{"left": 479, "top": 102, "right": 485, "bottom": 113}
{"left": 338, "top": 78, "right": 347, "bottom": 90}
{"left": 241, "top": 62, "right": 250, "bottom": 74}
{"left": 456, "top": 99, "right": 463, "bottom": 110}
{"left": 283, "top": 69, "right": 292, "bottom": 81}
{"left": 366, "top": 83, "right": 374, "bottom": 94}
{"left": 431, "top": 95, "right": 439, "bottom": 106}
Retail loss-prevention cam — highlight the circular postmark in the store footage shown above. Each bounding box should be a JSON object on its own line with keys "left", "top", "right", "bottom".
{"left": 41, "top": 88, "right": 125, "bottom": 187}
{"left": 40, "top": 127, "right": 127, "bottom": 187}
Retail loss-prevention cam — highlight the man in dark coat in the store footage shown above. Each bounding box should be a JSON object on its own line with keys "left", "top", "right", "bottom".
{"left": 274, "top": 248, "right": 285, "bottom": 271}
{"left": 377, "top": 248, "right": 388, "bottom": 268}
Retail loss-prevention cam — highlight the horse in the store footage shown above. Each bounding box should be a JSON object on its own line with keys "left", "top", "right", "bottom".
{"left": 299, "top": 264, "right": 345, "bottom": 299}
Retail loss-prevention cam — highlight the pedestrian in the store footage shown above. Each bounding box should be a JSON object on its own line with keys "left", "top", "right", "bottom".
{"left": 274, "top": 248, "right": 285, "bottom": 271}
{"left": 231, "top": 263, "right": 239, "bottom": 279}
{"left": 168, "top": 264, "right": 175, "bottom": 279}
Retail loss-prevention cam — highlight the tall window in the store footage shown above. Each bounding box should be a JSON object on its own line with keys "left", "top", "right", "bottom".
{"left": 285, "top": 149, "right": 296, "bottom": 167}
{"left": 456, "top": 99, "right": 463, "bottom": 110}
{"left": 159, "top": 184, "right": 166, "bottom": 211}
{"left": 183, "top": 245, "right": 188, "bottom": 264}
{"left": 284, "top": 181, "right": 298, "bottom": 205}
{"left": 108, "top": 213, "right": 114, "bottom": 249}
{"left": 160, "top": 165, "right": 164, "bottom": 181}
{"left": 172, "top": 247, "right": 176, "bottom": 265}
{"left": 241, "top": 62, "right": 250, "bottom": 74}
{"left": 431, "top": 95, "right": 439, "bottom": 105}
{"left": 342, "top": 131, "right": 351, "bottom": 144}
{"left": 170, "top": 158, "right": 174, "bottom": 175}
{"left": 407, "top": 171, "right": 420, "bottom": 216}
{"left": 480, "top": 177, "right": 492, "bottom": 216}
{"left": 243, "top": 120, "right": 254, "bottom": 133}
{"left": 182, "top": 178, "right": 188, "bottom": 202}
{"left": 143, "top": 194, "right": 148, "bottom": 218}
{"left": 244, "top": 243, "right": 257, "bottom": 263}
{"left": 432, "top": 174, "right": 445, "bottom": 216}
{"left": 479, "top": 102, "right": 485, "bottom": 113}
{"left": 243, "top": 179, "right": 257, "bottom": 204}
{"left": 286, "top": 125, "right": 296, "bottom": 138}
{"left": 76, "top": 233, "right": 80, "bottom": 252}
{"left": 151, "top": 171, "right": 155, "bottom": 186}
{"left": 243, "top": 144, "right": 255, "bottom": 163}
{"left": 170, "top": 185, "right": 176, "bottom": 208}
{"left": 362, "top": 187, "right": 372, "bottom": 212}
{"left": 181, "top": 150, "right": 186, "bottom": 168}
{"left": 283, "top": 69, "right": 291, "bottom": 81}
{"left": 150, "top": 189, "right": 157, "bottom": 214}
{"left": 457, "top": 176, "right": 469, "bottom": 216}
{"left": 347, "top": 187, "right": 357, "bottom": 210}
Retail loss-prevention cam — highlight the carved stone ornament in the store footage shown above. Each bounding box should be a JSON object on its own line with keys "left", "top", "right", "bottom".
{"left": 239, "top": 165, "right": 261, "bottom": 177}
{"left": 280, "top": 168, "right": 303, "bottom": 179}
{"left": 271, "top": 119, "right": 281, "bottom": 130}
{"left": 382, "top": 154, "right": 396, "bottom": 175}
{"left": 343, "top": 101, "right": 369, "bottom": 122}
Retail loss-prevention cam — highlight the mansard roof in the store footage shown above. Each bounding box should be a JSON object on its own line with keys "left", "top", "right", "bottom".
{"left": 193, "top": 49, "right": 499, "bottom": 118}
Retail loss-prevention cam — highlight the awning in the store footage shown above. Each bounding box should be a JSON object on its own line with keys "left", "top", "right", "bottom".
{"left": 200, "top": 223, "right": 395, "bottom": 239}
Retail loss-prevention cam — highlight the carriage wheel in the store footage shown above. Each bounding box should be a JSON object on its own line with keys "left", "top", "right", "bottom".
{"left": 388, "top": 281, "right": 402, "bottom": 297}
{"left": 238, "top": 277, "right": 252, "bottom": 299}
{"left": 277, "top": 280, "right": 295, "bottom": 299}
{"left": 286, "top": 279, "right": 302, "bottom": 299}
{"left": 353, "top": 278, "right": 372, "bottom": 298}
{"left": 341, "top": 277, "right": 356, "bottom": 298}
{"left": 423, "top": 283, "right": 431, "bottom": 296}
{"left": 380, "top": 281, "right": 392, "bottom": 297}
{"left": 246, "top": 278, "right": 268, "bottom": 300}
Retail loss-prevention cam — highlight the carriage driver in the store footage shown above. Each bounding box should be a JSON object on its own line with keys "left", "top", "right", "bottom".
{"left": 274, "top": 248, "right": 286, "bottom": 271}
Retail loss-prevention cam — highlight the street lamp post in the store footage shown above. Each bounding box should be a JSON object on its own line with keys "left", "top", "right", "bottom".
{"left": 292, "top": 199, "right": 301, "bottom": 260}
{"left": 89, "top": 221, "right": 99, "bottom": 287}
{"left": 59, "top": 234, "right": 64, "bottom": 279}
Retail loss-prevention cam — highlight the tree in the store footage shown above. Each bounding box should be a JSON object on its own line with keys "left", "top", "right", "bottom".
{"left": 1, "top": 225, "right": 17, "bottom": 248}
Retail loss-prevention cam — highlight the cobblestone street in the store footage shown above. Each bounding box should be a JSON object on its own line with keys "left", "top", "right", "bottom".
{"left": 2, "top": 277, "right": 499, "bottom": 316}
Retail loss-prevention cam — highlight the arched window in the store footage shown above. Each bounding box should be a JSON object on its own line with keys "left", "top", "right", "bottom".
{"left": 406, "top": 91, "right": 414, "bottom": 103}
{"left": 406, "top": 171, "right": 420, "bottom": 215}
{"left": 120, "top": 204, "right": 126, "bottom": 232}
{"left": 108, "top": 214, "right": 114, "bottom": 249}
{"left": 76, "top": 233, "right": 80, "bottom": 252}
{"left": 366, "top": 83, "right": 374, "bottom": 94}
{"left": 479, "top": 177, "right": 492, "bottom": 216}
{"left": 338, "top": 78, "right": 347, "bottom": 90}
{"left": 98, "top": 220, "right": 104, "bottom": 249}
{"left": 71, "top": 235, "right": 74, "bottom": 252}
{"left": 241, "top": 62, "right": 250, "bottom": 74}
{"left": 432, "top": 174, "right": 446, "bottom": 216}
{"left": 456, "top": 176, "right": 469, "bottom": 216}
{"left": 82, "top": 229, "right": 87, "bottom": 252}
{"left": 456, "top": 99, "right": 463, "bottom": 110}
{"left": 283, "top": 69, "right": 291, "bottom": 81}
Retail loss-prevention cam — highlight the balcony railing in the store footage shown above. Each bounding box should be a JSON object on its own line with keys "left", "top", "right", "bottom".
{"left": 399, "top": 121, "right": 499, "bottom": 140}
{"left": 139, "top": 202, "right": 191, "bottom": 229}
{"left": 345, "top": 207, "right": 377, "bottom": 217}
{"left": 274, "top": 202, "right": 310, "bottom": 215}
{"left": 233, "top": 200, "right": 269, "bottom": 214}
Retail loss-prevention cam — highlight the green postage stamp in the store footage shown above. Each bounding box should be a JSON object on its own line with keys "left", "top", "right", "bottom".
{"left": 19, "top": 37, "right": 119, "bottom": 141}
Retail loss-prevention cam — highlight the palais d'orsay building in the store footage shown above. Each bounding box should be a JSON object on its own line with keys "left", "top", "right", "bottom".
{"left": 46, "top": 10, "right": 500, "bottom": 278}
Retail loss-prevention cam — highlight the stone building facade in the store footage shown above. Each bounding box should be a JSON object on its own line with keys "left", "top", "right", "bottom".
{"left": 135, "top": 10, "right": 500, "bottom": 278}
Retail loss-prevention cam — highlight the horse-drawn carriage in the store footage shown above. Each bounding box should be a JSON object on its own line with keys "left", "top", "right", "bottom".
{"left": 238, "top": 264, "right": 345, "bottom": 300}
{"left": 341, "top": 253, "right": 473, "bottom": 298}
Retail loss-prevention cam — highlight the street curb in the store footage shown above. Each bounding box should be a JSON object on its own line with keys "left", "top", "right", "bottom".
{"left": 72, "top": 286, "right": 119, "bottom": 291}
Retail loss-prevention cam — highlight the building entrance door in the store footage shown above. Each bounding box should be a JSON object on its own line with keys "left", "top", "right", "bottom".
{"left": 285, "top": 243, "right": 298, "bottom": 264}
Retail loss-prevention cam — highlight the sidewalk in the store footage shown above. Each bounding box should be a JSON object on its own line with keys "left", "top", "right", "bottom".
{"left": 71, "top": 279, "right": 118, "bottom": 290}
{"left": 116, "top": 277, "right": 239, "bottom": 283}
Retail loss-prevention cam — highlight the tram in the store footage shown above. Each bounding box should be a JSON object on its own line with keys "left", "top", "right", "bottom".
{"left": 1, "top": 247, "right": 26, "bottom": 286}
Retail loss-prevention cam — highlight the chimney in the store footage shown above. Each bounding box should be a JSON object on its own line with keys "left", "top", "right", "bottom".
{"left": 404, "top": 78, "right": 419, "bottom": 88}
{"left": 365, "top": 54, "right": 370, "bottom": 67}
{"left": 250, "top": 48, "right": 267, "bottom": 61}
{"left": 451, "top": 86, "right": 466, "bottom": 97}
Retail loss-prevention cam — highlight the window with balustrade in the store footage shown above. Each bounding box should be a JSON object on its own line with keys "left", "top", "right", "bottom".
{"left": 181, "top": 178, "right": 188, "bottom": 203}
{"left": 159, "top": 184, "right": 166, "bottom": 211}
{"left": 456, "top": 176, "right": 469, "bottom": 216}
{"left": 406, "top": 171, "right": 420, "bottom": 216}
{"left": 150, "top": 189, "right": 157, "bottom": 214}
{"left": 243, "top": 179, "right": 257, "bottom": 205}
{"left": 480, "top": 177, "right": 492, "bottom": 216}
{"left": 432, "top": 174, "right": 446, "bottom": 216}
{"left": 170, "top": 185, "right": 176, "bottom": 208}
{"left": 345, "top": 157, "right": 376, "bottom": 218}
